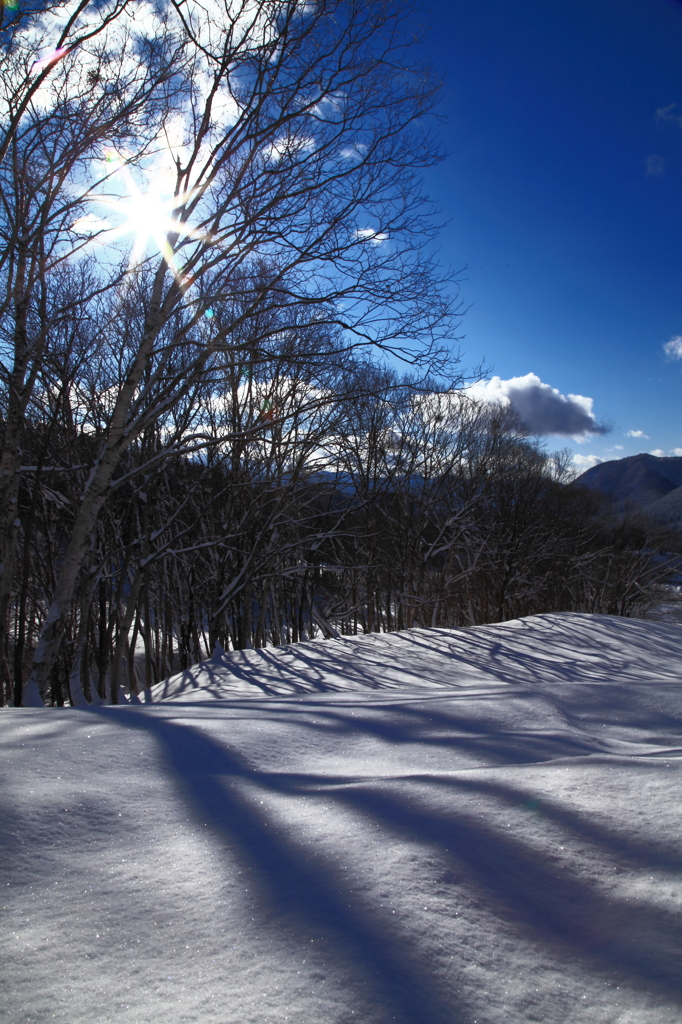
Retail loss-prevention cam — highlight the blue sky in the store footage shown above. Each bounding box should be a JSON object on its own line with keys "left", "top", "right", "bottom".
{"left": 417, "top": 0, "right": 682, "bottom": 468}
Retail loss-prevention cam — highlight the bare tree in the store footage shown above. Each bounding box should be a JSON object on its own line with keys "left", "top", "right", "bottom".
{"left": 0, "top": 0, "right": 185, "bottom": 700}
{"left": 3, "top": 0, "right": 460, "bottom": 704}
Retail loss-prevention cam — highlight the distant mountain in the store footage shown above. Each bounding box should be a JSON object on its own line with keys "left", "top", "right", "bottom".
{"left": 575, "top": 453, "right": 682, "bottom": 526}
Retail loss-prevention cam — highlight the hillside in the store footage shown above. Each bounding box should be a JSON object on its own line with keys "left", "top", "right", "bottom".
{"left": 644, "top": 486, "right": 682, "bottom": 528}
{"left": 2, "top": 613, "right": 682, "bottom": 1024}
{"left": 575, "top": 453, "right": 682, "bottom": 529}
{"left": 575, "top": 453, "right": 682, "bottom": 509}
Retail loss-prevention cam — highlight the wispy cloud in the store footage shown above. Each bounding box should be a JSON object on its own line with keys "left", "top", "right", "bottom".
{"left": 264, "top": 135, "right": 315, "bottom": 163}
{"left": 339, "top": 143, "right": 368, "bottom": 160}
{"left": 671, "top": 448, "right": 682, "bottom": 457}
{"left": 469, "top": 373, "right": 607, "bottom": 439}
{"left": 663, "top": 336, "right": 682, "bottom": 360}
{"left": 646, "top": 154, "right": 665, "bottom": 176}
{"left": 656, "top": 103, "right": 682, "bottom": 127}
{"left": 625, "top": 429, "right": 649, "bottom": 438}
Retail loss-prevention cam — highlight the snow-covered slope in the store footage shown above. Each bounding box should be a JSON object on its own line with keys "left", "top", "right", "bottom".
{"left": 152, "top": 610, "right": 682, "bottom": 702}
{"left": 2, "top": 613, "right": 682, "bottom": 1024}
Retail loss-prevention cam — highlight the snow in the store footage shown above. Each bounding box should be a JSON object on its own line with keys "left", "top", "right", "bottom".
{"left": 644, "top": 585, "right": 682, "bottom": 627}
{"left": 1, "top": 612, "right": 681, "bottom": 1024}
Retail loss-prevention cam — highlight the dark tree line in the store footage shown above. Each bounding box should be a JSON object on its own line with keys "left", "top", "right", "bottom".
{"left": 1, "top": 340, "right": 667, "bottom": 706}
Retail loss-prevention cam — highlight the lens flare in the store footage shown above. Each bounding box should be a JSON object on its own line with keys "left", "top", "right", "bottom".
{"left": 30, "top": 47, "right": 70, "bottom": 75}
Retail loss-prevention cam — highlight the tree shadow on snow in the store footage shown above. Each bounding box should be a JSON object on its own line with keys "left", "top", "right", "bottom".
{"left": 93, "top": 707, "right": 472, "bottom": 1024}
{"left": 95, "top": 707, "right": 682, "bottom": 1022}
{"left": 336, "top": 777, "right": 682, "bottom": 999}
{"left": 153, "top": 618, "right": 682, "bottom": 760}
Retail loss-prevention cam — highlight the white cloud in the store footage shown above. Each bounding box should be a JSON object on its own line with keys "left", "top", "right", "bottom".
{"left": 650, "top": 449, "right": 666, "bottom": 457}
{"left": 572, "top": 454, "right": 603, "bottom": 470}
{"left": 70, "top": 214, "right": 112, "bottom": 233}
{"left": 468, "top": 373, "right": 607, "bottom": 438}
{"left": 663, "top": 336, "right": 682, "bottom": 360}
{"left": 670, "top": 448, "right": 682, "bottom": 456}
{"left": 625, "top": 429, "right": 648, "bottom": 439}
{"left": 355, "top": 228, "right": 389, "bottom": 245}
{"left": 614, "top": 445, "right": 624, "bottom": 450}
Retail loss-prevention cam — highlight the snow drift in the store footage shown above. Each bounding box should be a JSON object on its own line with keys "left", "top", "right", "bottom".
{"left": 1, "top": 612, "right": 681, "bottom": 1024}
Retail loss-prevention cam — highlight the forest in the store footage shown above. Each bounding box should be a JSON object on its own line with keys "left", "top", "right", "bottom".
{"left": 0, "top": 0, "right": 669, "bottom": 706}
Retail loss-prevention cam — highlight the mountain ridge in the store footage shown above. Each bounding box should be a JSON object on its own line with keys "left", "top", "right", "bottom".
{"left": 575, "top": 453, "right": 682, "bottom": 526}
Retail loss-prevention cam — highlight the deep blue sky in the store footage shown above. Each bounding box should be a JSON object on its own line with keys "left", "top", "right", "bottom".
{"left": 416, "top": 0, "right": 682, "bottom": 467}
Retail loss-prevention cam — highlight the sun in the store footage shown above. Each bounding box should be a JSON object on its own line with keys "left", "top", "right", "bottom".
{"left": 99, "top": 184, "right": 193, "bottom": 274}
{"left": 105, "top": 187, "right": 188, "bottom": 272}
{"left": 76, "top": 151, "right": 210, "bottom": 283}
{"left": 121, "top": 190, "right": 175, "bottom": 242}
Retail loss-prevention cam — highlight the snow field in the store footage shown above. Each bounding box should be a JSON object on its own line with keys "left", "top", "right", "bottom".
{"left": 1, "top": 613, "right": 681, "bottom": 1024}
